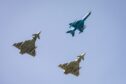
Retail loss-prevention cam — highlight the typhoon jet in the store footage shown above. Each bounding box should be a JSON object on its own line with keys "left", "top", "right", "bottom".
{"left": 13, "top": 31, "right": 41, "bottom": 57}
{"left": 58, "top": 53, "right": 86, "bottom": 76}
{"left": 66, "top": 12, "right": 91, "bottom": 36}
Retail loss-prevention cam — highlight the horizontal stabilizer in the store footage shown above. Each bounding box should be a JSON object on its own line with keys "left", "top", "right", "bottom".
{"left": 66, "top": 30, "right": 75, "bottom": 37}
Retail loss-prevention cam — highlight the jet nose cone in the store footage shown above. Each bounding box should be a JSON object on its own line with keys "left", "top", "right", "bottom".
{"left": 38, "top": 31, "right": 41, "bottom": 35}
{"left": 80, "top": 53, "right": 86, "bottom": 60}
{"left": 37, "top": 31, "right": 41, "bottom": 39}
{"left": 89, "top": 11, "right": 91, "bottom": 14}
{"left": 80, "top": 53, "right": 86, "bottom": 56}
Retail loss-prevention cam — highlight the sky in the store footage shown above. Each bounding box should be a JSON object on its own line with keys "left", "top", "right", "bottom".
{"left": 0, "top": 0, "right": 126, "bottom": 84}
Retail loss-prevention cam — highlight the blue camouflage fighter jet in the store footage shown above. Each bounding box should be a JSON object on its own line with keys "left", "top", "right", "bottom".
{"left": 66, "top": 12, "right": 91, "bottom": 36}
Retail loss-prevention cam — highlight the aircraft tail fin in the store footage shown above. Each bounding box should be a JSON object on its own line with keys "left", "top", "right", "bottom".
{"left": 66, "top": 30, "right": 75, "bottom": 37}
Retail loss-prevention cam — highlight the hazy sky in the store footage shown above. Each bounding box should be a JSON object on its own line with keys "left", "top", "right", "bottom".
{"left": 0, "top": 0, "right": 126, "bottom": 84}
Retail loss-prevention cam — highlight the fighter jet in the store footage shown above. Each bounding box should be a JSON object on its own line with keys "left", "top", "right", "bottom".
{"left": 58, "top": 53, "right": 86, "bottom": 76}
{"left": 66, "top": 12, "right": 91, "bottom": 36}
{"left": 13, "top": 31, "right": 41, "bottom": 57}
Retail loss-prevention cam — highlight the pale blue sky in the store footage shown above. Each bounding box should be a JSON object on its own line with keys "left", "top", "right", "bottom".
{"left": 0, "top": 0, "right": 126, "bottom": 84}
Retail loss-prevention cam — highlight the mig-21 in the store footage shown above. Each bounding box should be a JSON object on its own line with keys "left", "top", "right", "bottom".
{"left": 13, "top": 31, "right": 41, "bottom": 57}
{"left": 67, "top": 12, "right": 91, "bottom": 36}
{"left": 59, "top": 53, "right": 86, "bottom": 76}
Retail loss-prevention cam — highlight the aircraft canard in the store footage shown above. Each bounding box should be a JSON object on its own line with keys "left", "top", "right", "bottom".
{"left": 66, "top": 12, "right": 91, "bottom": 37}
{"left": 13, "top": 31, "right": 41, "bottom": 57}
{"left": 58, "top": 53, "right": 86, "bottom": 76}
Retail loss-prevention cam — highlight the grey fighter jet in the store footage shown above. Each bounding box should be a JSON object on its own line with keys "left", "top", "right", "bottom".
{"left": 59, "top": 53, "right": 86, "bottom": 76}
{"left": 13, "top": 31, "right": 41, "bottom": 57}
{"left": 67, "top": 12, "right": 91, "bottom": 36}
